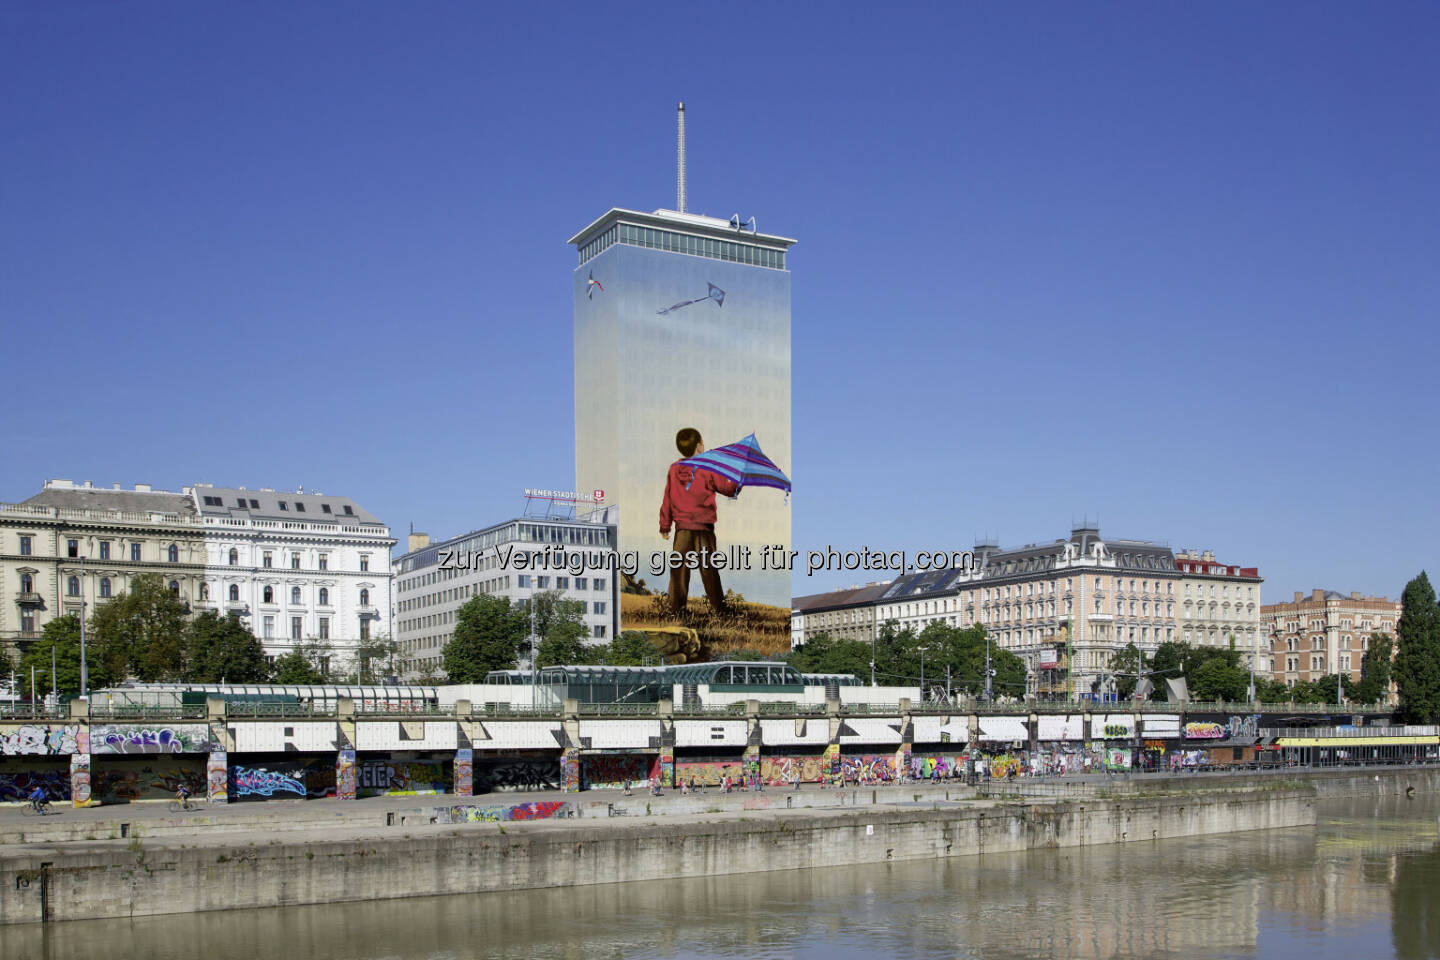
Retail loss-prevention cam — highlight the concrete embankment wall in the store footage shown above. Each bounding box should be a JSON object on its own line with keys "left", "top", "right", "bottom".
{"left": 979, "top": 767, "right": 1440, "bottom": 801}
{"left": 0, "top": 789, "right": 1313, "bottom": 925}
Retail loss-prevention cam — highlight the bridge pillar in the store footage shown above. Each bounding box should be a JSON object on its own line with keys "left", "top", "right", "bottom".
{"left": 454, "top": 748, "right": 473, "bottom": 797}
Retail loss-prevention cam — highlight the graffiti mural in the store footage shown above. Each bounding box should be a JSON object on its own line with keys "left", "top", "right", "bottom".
{"left": 90, "top": 724, "right": 212, "bottom": 755}
{"left": 207, "top": 752, "right": 228, "bottom": 803}
{"left": 1184, "top": 722, "right": 1225, "bottom": 739}
{"left": 907, "top": 755, "right": 965, "bottom": 781}
{"left": 0, "top": 767, "right": 70, "bottom": 801}
{"left": 758, "top": 755, "right": 825, "bottom": 784}
{"left": 839, "top": 754, "right": 897, "bottom": 784}
{"left": 674, "top": 760, "right": 748, "bottom": 787}
{"left": 231, "top": 762, "right": 308, "bottom": 801}
{"left": 1, "top": 724, "right": 81, "bottom": 756}
{"left": 336, "top": 750, "right": 357, "bottom": 800}
{"left": 357, "top": 760, "right": 450, "bottom": 797}
{"left": 70, "top": 754, "right": 91, "bottom": 807}
{"left": 454, "top": 748, "right": 473, "bottom": 797}
{"left": 476, "top": 759, "right": 560, "bottom": 793}
{"left": 582, "top": 754, "right": 653, "bottom": 789}
{"left": 561, "top": 749, "right": 580, "bottom": 793}
{"left": 91, "top": 758, "right": 207, "bottom": 803}
{"left": 433, "top": 800, "right": 570, "bottom": 824}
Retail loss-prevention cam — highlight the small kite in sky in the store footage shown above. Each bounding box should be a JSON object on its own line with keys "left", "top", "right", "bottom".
{"left": 658, "top": 282, "right": 725, "bottom": 315}
{"left": 586, "top": 270, "right": 604, "bottom": 299}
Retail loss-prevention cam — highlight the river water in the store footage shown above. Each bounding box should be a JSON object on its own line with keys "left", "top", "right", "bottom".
{"left": 11, "top": 795, "right": 1440, "bottom": 960}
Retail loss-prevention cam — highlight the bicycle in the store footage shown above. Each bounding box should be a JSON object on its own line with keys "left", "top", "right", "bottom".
{"left": 167, "top": 798, "right": 195, "bottom": 813}
{"left": 19, "top": 801, "right": 53, "bottom": 816}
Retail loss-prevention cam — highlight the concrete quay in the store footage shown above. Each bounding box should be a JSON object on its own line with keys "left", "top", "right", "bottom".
{"left": 0, "top": 779, "right": 1318, "bottom": 925}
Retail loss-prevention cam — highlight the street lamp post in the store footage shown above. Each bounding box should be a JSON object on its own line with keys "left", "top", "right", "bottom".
{"left": 78, "top": 555, "right": 88, "bottom": 698}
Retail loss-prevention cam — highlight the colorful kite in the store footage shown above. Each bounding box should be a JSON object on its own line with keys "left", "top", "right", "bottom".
{"left": 657, "top": 282, "right": 725, "bottom": 315}
{"left": 679, "top": 433, "right": 791, "bottom": 499}
{"left": 586, "top": 270, "right": 604, "bottom": 299}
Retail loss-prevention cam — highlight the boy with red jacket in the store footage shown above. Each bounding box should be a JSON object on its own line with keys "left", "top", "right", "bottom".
{"left": 660, "top": 428, "right": 738, "bottom": 616}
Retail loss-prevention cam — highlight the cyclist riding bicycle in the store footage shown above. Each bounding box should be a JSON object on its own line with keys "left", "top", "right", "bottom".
{"left": 29, "top": 786, "right": 48, "bottom": 813}
{"left": 176, "top": 784, "right": 192, "bottom": 809}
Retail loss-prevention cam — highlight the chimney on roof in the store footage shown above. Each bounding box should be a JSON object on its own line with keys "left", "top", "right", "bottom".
{"left": 134, "top": 484, "right": 151, "bottom": 492}
{"left": 82, "top": 481, "right": 92, "bottom": 489}
{"left": 112, "top": 483, "right": 120, "bottom": 490}
{"left": 1294, "top": 591, "right": 1303, "bottom": 603}
{"left": 1351, "top": 592, "right": 1362, "bottom": 600}
{"left": 1201, "top": 550, "right": 1214, "bottom": 562}
{"left": 48, "top": 479, "right": 74, "bottom": 489}
{"left": 1313, "top": 588, "right": 1326, "bottom": 601}
{"left": 409, "top": 532, "right": 431, "bottom": 553}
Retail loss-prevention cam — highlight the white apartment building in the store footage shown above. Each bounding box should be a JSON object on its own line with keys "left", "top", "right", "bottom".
{"left": 1174, "top": 548, "right": 1264, "bottom": 665}
{"left": 392, "top": 512, "right": 620, "bottom": 681}
{"left": 192, "top": 485, "right": 395, "bottom": 670}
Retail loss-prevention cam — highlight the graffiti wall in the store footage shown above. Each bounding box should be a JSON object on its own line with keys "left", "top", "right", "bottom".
{"left": 838, "top": 754, "right": 898, "bottom": 783}
{"left": 674, "top": 760, "right": 748, "bottom": 787}
{"left": 475, "top": 758, "right": 560, "bottom": 793}
{"left": 907, "top": 755, "right": 966, "bottom": 780}
{"left": 91, "top": 756, "right": 207, "bottom": 803}
{"left": 357, "top": 759, "right": 451, "bottom": 797}
{"left": 90, "top": 724, "right": 212, "bottom": 754}
{"left": 337, "top": 750, "right": 357, "bottom": 800}
{"left": 71, "top": 753, "right": 91, "bottom": 807}
{"left": 0, "top": 761, "right": 70, "bottom": 801}
{"left": 230, "top": 759, "right": 334, "bottom": 801}
{"left": 1, "top": 724, "right": 81, "bottom": 756}
{"left": 432, "top": 800, "right": 570, "bottom": 824}
{"left": 582, "top": 754, "right": 654, "bottom": 789}
{"left": 758, "top": 755, "right": 826, "bottom": 785}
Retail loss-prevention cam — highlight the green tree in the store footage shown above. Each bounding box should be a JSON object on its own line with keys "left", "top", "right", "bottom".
{"left": 354, "top": 635, "right": 397, "bottom": 683}
{"left": 184, "top": 612, "right": 269, "bottom": 683}
{"left": 1189, "top": 655, "right": 1249, "bottom": 702}
{"left": 1351, "top": 633, "right": 1394, "bottom": 705}
{"left": 18, "top": 615, "right": 104, "bottom": 698}
{"left": 86, "top": 574, "right": 190, "bottom": 682}
{"left": 601, "top": 631, "right": 663, "bottom": 666}
{"left": 788, "top": 632, "right": 874, "bottom": 680}
{"left": 1106, "top": 643, "right": 1141, "bottom": 699}
{"left": 443, "top": 593, "right": 527, "bottom": 682}
{"left": 271, "top": 650, "right": 322, "bottom": 684}
{"left": 535, "top": 596, "right": 593, "bottom": 667}
{"left": 1394, "top": 572, "right": 1440, "bottom": 723}
{"left": 1146, "top": 642, "right": 1191, "bottom": 701}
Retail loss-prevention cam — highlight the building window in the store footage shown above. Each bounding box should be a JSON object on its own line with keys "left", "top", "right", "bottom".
{"left": 291, "top": 617, "right": 302, "bottom": 640}
{"left": 21, "top": 611, "right": 35, "bottom": 633}
{"left": 291, "top": 586, "right": 301, "bottom": 604}
{"left": 594, "top": 601, "right": 607, "bottom": 614}
{"left": 19, "top": 535, "right": 32, "bottom": 556}
{"left": 593, "top": 625, "right": 607, "bottom": 639}
{"left": 359, "top": 588, "right": 370, "bottom": 607}
{"left": 67, "top": 539, "right": 79, "bottom": 558}
{"left": 319, "top": 617, "right": 329, "bottom": 640}
{"left": 319, "top": 587, "right": 329, "bottom": 606}
{"left": 360, "top": 555, "right": 370, "bottom": 572}
{"left": 168, "top": 580, "right": 180, "bottom": 596}
{"left": 518, "top": 575, "right": 530, "bottom": 589}
{"left": 229, "top": 584, "right": 240, "bottom": 602}
{"left": 319, "top": 554, "right": 328, "bottom": 571}
{"left": 291, "top": 554, "right": 300, "bottom": 570}
{"left": 360, "top": 619, "right": 370, "bottom": 640}
{"left": 20, "top": 573, "right": 33, "bottom": 593}
{"left": 263, "top": 586, "right": 274, "bottom": 604}
{"left": 537, "top": 576, "right": 550, "bottom": 589}
{"left": 557, "top": 577, "right": 570, "bottom": 590}
{"left": 200, "top": 582, "right": 210, "bottom": 600}
{"left": 168, "top": 544, "right": 179, "bottom": 563}
{"left": 99, "top": 541, "right": 110, "bottom": 560}
{"left": 594, "top": 578, "right": 607, "bottom": 592}
{"left": 229, "top": 548, "right": 239, "bottom": 566}
{"left": 278, "top": 501, "right": 288, "bottom": 511}
{"left": 100, "top": 578, "right": 112, "bottom": 598}
{"left": 263, "top": 552, "right": 273, "bottom": 569}
{"left": 294, "top": 502, "right": 305, "bottom": 513}
{"left": 67, "top": 576, "right": 80, "bottom": 596}
{"left": 263, "top": 616, "right": 274, "bottom": 639}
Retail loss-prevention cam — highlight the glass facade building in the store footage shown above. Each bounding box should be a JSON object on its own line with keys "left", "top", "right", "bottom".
{"left": 570, "top": 208, "right": 794, "bottom": 609}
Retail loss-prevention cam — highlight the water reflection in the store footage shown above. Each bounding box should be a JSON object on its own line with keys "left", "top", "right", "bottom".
{"left": 10, "top": 796, "right": 1439, "bottom": 960}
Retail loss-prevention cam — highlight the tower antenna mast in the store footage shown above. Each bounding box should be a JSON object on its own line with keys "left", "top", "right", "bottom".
{"left": 676, "top": 101, "right": 687, "bottom": 213}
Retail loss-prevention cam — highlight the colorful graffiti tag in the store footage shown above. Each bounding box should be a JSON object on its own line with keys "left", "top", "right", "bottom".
{"left": 1, "top": 724, "right": 81, "bottom": 756}
{"left": 0, "top": 767, "right": 70, "bottom": 801}
{"left": 70, "top": 754, "right": 92, "bottom": 807}
{"left": 582, "top": 754, "right": 653, "bottom": 789}
{"left": 1184, "top": 722, "right": 1226, "bottom": 739}
{"left": 433, "top": 800, "right": 570, "bottom": 824}
{"left": 90, "top": 724, "right": 212, "bottom": 755}
{"left": 759, "top": 755, "right": 825, "bottom": 784}
{"left": 357, "top": 760, "right": 450, "bottom": 797}
{"left": 674, "top": 760, "right": 749, "bottom": 787}
{"left": 231, "top": 763, "right": 307, "bottom": 800}
{"left": 839, "top": 754, "right": 897, "bottom": 783}
{"left": 907, "top": 755, "right": 965, "bottom": 780}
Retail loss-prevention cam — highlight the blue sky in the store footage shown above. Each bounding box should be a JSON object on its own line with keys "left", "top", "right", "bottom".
{"left": 3, "top": 3, "right": 1437, "bottom": 603}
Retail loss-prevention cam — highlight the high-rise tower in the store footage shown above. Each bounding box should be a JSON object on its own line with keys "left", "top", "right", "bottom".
{"left": 568, "top": 104, "right": 795, "bottom": 609}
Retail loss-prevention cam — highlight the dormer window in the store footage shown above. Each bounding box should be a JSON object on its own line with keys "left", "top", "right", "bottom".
{"left": 278, "top": 501, "right": 288, "bottom": 511}
{"left": 321, "top": 504, "right": 332, "bottom": 514}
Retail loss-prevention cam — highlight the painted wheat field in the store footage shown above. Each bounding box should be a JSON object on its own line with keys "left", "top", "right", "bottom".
{"left": 619, "top": 590, "right": 791, "bottom": 661}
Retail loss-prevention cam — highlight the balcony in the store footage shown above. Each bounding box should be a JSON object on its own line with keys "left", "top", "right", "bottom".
{"left": 357, "top": 606, "right": 379, "bottom": 619}
{"left": 15, "top": 592, "right": 43, "bottom": 606}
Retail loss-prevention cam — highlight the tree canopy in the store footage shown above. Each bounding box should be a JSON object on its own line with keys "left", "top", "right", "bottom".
{"left": 18, "top": 615, "right": 101, "bottom": 698}
{"left": 1395, "top": 572, "right": 1440, "bottom": 723}
{"left": 443, "top": 593, "right": 528, "bottom": 681}
{"left": 184, "top": 611, "right": 269, "bottom": 683}
{"left": 87, "top": 574, "right": 189, "bottom": 682}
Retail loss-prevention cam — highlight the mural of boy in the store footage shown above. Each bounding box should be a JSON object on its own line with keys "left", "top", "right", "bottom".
{"left": 659, "top": 427, "right": 738, "bottom": 617}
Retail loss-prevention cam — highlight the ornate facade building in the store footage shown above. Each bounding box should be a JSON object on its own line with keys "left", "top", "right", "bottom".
{"left": 1, "top": 479, "right": 394, "bottom": 673}
{"left": 1262, "top": 589, "right": 1399, "bottom": 687}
